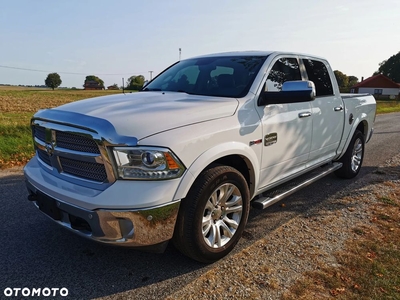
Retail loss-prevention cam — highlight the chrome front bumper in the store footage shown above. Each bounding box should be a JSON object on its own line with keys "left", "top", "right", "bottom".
{"left": 26, "top": 181, "right": 180, "bottom": 248}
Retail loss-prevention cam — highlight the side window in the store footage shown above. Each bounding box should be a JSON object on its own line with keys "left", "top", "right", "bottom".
{"left": 303, "top": 59, "right": 333, "bottom": 97}
{"left": 266, "top": 57, "right": 301, "bottom": 92}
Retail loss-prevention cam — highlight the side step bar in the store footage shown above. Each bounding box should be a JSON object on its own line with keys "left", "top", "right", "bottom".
{"left": 252, "top": 162, "right": 343, "bottom": 210}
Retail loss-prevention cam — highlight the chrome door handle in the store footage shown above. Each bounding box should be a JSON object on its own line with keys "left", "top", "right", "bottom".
{"left": 334, "top": 106, "right": 343, "bottom": 112}
{"left": 298, "top": 112, "right": 311, "bottom": 118}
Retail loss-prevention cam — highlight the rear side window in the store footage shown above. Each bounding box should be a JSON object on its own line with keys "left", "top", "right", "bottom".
{"left": 303, "top": 59, "right": 333, "bottom": 97}
{"left": 266, "top": 58, "right": 301, "bottom": 92}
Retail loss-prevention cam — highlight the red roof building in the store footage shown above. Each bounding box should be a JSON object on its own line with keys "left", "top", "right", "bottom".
{"left": 351, "top": 74, "right": 400, "bottom": 98}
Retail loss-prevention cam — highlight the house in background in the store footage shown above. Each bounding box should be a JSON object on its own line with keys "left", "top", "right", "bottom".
{"left": 83, "top": 80, "right": 104, "bottom": 90}
{"left": 107, "top": 85, "right": 119, "bottom": 90}
{"left": 351, "top": 74, "right": 400, "bottom": 99}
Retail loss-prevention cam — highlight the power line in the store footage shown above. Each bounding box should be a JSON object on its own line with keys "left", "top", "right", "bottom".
{"left": 0, "top": 64, "right": 147, "bottom": 76}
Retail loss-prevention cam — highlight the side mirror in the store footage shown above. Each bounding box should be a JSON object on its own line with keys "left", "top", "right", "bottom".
{"left": 258, "top": 80, "right": 316, "bottom": 106}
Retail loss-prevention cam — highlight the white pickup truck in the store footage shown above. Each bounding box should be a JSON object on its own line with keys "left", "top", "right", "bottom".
{"left": 24, "top": 51, "right": 376, "bottom": 263}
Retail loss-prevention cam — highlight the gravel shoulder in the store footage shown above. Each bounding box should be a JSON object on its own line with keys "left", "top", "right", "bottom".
{"left": 160, "top": 154, "right": 400, "bottom": 300}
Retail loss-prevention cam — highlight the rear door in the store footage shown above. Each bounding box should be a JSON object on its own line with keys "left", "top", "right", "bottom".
{"left": 301, "top": 58, "right": 345, "bottom": 166}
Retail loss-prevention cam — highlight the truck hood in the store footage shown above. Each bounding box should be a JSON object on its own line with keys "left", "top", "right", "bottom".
{"left": 57, "top": 91, "right": 238, "bottom": 139}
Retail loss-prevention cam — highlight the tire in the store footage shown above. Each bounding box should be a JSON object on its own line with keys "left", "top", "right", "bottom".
{"left": 335, "top": 130, "right": 365, "bottom": 179}
{"left": 173, "top": 165, "right": 250, "bottom": 263}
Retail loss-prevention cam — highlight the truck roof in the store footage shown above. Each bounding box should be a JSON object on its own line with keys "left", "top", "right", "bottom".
{"left": 188, "top": 51, "right": 327, "bottom": 61}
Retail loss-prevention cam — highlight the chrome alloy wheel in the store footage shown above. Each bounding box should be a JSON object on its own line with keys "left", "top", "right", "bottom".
{"left": 202, "top": 183, "right": 243, "bottom": 248}
{"left": 351, "top": 138, "right": 363, "bottom": 172}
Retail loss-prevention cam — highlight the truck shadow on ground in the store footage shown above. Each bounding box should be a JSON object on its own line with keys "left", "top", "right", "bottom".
{"left": 0, "top": 165, "right": 395, "bottom": 299}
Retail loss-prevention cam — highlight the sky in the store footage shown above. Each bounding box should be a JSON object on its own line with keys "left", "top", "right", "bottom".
{"left": 0, "top": 0, "right": 399, "bottom": 88}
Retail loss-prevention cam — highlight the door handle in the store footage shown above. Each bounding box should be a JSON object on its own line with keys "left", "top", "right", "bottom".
{"left": 334, "top": 106, "right": 343, "bottom": 112}
{"left": 298, "top": 112, "right": 311, "bottom": 118}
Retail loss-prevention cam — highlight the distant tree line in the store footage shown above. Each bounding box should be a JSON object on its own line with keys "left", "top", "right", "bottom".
{"left": 43, "top": 73, "right": 146, "bottom": 90}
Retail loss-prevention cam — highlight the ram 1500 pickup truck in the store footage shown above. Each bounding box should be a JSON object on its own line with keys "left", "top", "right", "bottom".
{"left": 24, "top": 51, "right": 376, "bottom": 262}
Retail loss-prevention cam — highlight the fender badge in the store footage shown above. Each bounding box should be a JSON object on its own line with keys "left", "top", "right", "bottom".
{"left": 264, "top": 133, "right": 277, "bottom": 146}
{"left": 249, "top": 139, "right": 262, "bottom": 146}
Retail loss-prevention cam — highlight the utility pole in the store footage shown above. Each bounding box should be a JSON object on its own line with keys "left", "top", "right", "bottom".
{"left": 179, "top": 48, "right": 181, "bottom": 61}
{"left": 148, "top": 71, "right": 153, "bottom": 80}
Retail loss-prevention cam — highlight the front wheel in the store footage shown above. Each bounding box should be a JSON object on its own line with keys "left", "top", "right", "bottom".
{"left": 335, "top": 130, "right": 365, "bottom": 179}
{"left": 173, "top": 165, "right": 250, "bottom": 263}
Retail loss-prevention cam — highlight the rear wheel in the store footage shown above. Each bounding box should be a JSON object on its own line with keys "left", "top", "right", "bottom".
{"left": 173, "top": 165, "right": 250, "bottom": 263}
{"left": 335, "top": 130, "right": 365, "bottom": 179}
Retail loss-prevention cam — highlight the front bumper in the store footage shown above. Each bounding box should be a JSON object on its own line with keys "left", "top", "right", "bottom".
{"left": 26, "top": 180, "right": 180, "bottom": 247}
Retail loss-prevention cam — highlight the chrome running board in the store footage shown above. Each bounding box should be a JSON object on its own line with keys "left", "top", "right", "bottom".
{"left": 252, "top": 162, "right": 343, "bottom": 210}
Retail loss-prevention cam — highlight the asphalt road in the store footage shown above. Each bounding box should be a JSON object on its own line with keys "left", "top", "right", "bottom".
{"left": 1, "top": 112, "right": 399, "bottom": 299}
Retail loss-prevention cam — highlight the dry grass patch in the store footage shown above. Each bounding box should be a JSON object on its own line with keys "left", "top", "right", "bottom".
{"left": 283, "top": 178, "right": 400, "bottom": 300}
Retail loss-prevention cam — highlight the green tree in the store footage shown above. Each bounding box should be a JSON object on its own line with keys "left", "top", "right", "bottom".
{"left": 44, "top": 73, "right": 62, "bottom": 90}
{"left": 347, "top": 76, "right": 358, "bottom": 87}
{"left": 334, "top": 70, "right": 348, "bottom": 89}
{"left": 375, "top": 51, "right": 400, "bottom": 82}
{"left": 85, "top": 75, "right": 104, "bottom": 87}
{"left": 126, "top": 75, "right": 145, "bottom": 90}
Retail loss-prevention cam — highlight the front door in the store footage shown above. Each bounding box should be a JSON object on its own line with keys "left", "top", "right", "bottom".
{"left": 255, "top": 56, "right": 313, "bottom": 189}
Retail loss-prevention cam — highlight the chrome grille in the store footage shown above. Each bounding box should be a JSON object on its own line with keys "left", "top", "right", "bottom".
{"left": 59, "top": 157, "right": 107, "bottom": 182}
{"left": 56, "top": 131, "right": 100, "bottom": 154}
{"left": 33, "top": 124, "right": 110, "bottom": 184}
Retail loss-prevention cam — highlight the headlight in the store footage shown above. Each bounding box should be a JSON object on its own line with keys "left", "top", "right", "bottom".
{"left": 112, "top": 147, "right": 185, "bottom": 180}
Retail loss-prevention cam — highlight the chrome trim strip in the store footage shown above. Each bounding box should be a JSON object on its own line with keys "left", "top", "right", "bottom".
{"left": 253, "top": 162, "right": 343, "bottom": 209}
{"left": 256, "top": 158, "right": 333, "bottom": 196}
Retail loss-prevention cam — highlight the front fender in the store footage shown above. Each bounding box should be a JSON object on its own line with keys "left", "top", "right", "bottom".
{"left": 173, "top": 142, "right": 260, "bottom": 200}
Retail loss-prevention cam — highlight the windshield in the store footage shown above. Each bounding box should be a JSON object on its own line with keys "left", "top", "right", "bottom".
{"left": 142, "top": 55, "right": 268, "bottom": 98}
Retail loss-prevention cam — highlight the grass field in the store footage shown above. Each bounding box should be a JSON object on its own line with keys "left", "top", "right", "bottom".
{"left": 0, "top": 87, "right": 399, "bottom": 168}
{"left": 0, "top": 87, "right": 122, "bottom": 168}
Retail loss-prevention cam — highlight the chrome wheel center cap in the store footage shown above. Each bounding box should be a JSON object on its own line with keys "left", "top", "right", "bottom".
{"left": 212, "top": 207, "right": 223, "bottom": 220}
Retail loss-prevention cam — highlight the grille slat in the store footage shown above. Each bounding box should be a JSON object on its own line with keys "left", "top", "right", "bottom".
{"left": 37, "top": 149, "right": 51, "bottom": 166}
{"left": 56, "top": 131, "right": 100, "bottom": 154}
{"left": 59, "top": 157, "right": 107, "bottom": 182}
{"left": 34, "top": 126, "right": 46, "bottom": 142}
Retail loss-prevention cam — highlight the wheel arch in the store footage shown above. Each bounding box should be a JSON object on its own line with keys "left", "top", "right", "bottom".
{"left": 336, "top": 116, "right": 370, "bottom": 161}
{"left": 356, "top": 119, "right": 368, "bottom": 137}
{"left": 173, "top": 142, "right": 260, "bottom": 201}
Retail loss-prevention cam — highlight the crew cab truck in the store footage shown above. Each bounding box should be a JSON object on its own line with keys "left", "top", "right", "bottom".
{"left": 24, "top": 51, "right": 376, "bottom": 263}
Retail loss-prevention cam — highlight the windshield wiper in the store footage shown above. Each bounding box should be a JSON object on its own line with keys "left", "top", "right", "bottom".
{"left": 175, "top": 90, "right": 194, "bottom": 94}
{"left": 140, "top": 88, "right": 162, "bottom": 92}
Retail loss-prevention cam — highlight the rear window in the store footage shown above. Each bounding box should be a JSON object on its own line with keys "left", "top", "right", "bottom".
{"left": 303, "top": 59, "right": 334, "bottom": 97}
